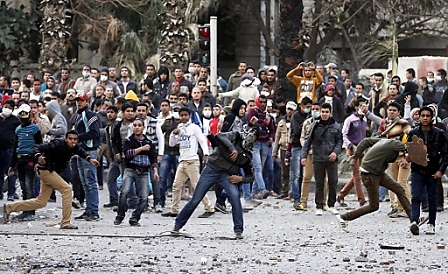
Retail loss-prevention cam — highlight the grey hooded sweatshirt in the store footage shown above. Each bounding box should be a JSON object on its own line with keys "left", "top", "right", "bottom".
{"left": 46, "top": 100, "right": 68, "bottom": 138}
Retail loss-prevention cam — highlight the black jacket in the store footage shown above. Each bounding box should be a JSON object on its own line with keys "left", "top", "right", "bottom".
{"left": 407, "top": 125, "right": 448, "bottom": 175}
{"left": 207, "top": 131, "right": 254, "bottom": 183}
{"left": 290, "top": 110, "right": 309, "bottom": 147}
{"left": 301, "top": 117, "right": 343, "bottom": 162}
{"left": 32, "top": 138, "right": 90, "bottom": 173}
{"left": 123, "top": 134, "right": 158, "bottom": 170}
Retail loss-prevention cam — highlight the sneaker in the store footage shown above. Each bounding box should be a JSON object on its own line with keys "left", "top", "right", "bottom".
{"left": 337, "top": 196, "right": 347, "bottom": 207}
{"left": 250, "top": 199, "right": 262, "bottom": 207}
{"left": 80, "top": 202, "right": 86, "bottom": 209}
{"left": 114, "top": 216, "right": 124, "bottom": 225}
{"left": 410, "top": 221, "right": 419, "bottom": 235}
{"left": 161, "top": 212, "right": 178, "bottom": 217}
{"left": 293, "top": 201, "right": 301, "bottom": 210}
{"left": 389, "top": 211, "right": 407, "bottom": 218}
{"left": 72, "top": 199, "right": 81, "bottom": 209}
{"left": 19, "top": 214, "right": 35, "bottom": 222}
{"left": 328, "top": 207, "right": 340, "bottom": 215}
{"left": 387, "top": 208, "right": 398, "bottom": 216}
{"left": 261, "top": 190, "right": 270, "bottom": 199}
{"left": 129, "top": 218, "right": 140, "bottom": 226}
{"left": 336, "top": 215, "right": 349, "bottom": 233}
{"left": 243, "top": 201, "right": 254, "bottom": 211}
{"left": 74, "top": 212, "right": 87, "bottom": 220}
{"left": 234, "top": 231, "right": 243, "bottom": 239}
{"left": 172, "top": 226, "right": 180, "bottom": 232}
{"left": 269, "top": 191, "right": 278, "bottom": 197}
{"left": 418, "top": 216, "right": 429, "bottom": 226}
{"left": 214, "top": 203, "right": 229, "bottom": 214}
{"left": 297, "top": 203, "right": 307, "bottom": 211}
{"left": 315, "top": 209, "right": 323, "bottom": 216}
{"left": 154, "top": 204, "right": 163, "bottom": 213}
{"left": 422, "top": 205, "right": 429, "bottom": 212}
{"left": 98, "top": 185, "right": 104, "bottom": 190}
{"left": 436, "top": 205, "right": 444, "bottom": 212}
{"left": 425, "top": 224, "right": 435, "bottom": 235}
{"left": 198, "top": 211, "right": 215, "bottom": 218}
{"left": 7, "top": 196, "right": 14, "bottom": 202}
{"left": 85, "top": 213, "right": 99, "bottom": 221}
{"left": 60, "top": 224, "right": 78, "bottom": 229}
{"left": 323, "top": 206, "right": 328, "bottom": 211}
{"left": 103, "top": 202, "right": 117, "bottom": 208}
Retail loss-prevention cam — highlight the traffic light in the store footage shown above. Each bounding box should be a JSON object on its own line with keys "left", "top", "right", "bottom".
{"left": 198, "top": 25, "right": 210, "bottom": 66}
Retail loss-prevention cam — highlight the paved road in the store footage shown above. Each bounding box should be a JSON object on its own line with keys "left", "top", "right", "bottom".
{"left": 0, "top": 184, "right": 447, "bottom": 273}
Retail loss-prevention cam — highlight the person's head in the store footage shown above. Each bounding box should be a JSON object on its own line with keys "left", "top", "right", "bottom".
{"left": 387, "top": 83, "right": 399, "bottom": 97}
{"left": 136, "top": 103, "right": 148, "bottom": 119}
{"left": 42, "top": 71, "right": 51, "bottom": 82}
{"left": 100, "top": 67, "right": 109, "bottom": 82}
{"left": 21, "top": 91, "right": 30, "bottom": 102}
{"left": 325, "top": 84, "right": 335, "bottom": 97}
{"left": 17, "top": 103, "right": 31, "bottom": 125}
{"left": 391, "top": 75, "right": 401, "bottom": 86}
{"left": 258, "top": 70, "right": 267, "bottom": 81}
{"left": 267, "top": 69, "right": 276, "bottom": 83}
{"left": 122, "top": 103, "right": 136, "bottom": 121}
{"left": 247, "top": 99, "right": 255, "bottom": 110}
{"left": 65, "top": 130, "right": 79, "bottom": 148}
{"left": 193, "top": 62, "right": 201, "bottom": 75}
{"left": 197, "top": 79, "right": 207, "bottom": 92}
{"left": 12, "top": 92, "right": 20, "bottom": 105}
{"left": 245, "top": 66, "right": 256, "bottom": 77}
{"left": 405, "top": 68, "right": 416, "bottom": 80}
{"left": 320, "top": 103, "right": 332, "bottom": 121}
{"left": 315, "top": 64, "right": 324, "bottom": 74}
{"left": 22, "top": 79, "right": 31, "bottom": 89}
{"left": 330, "top": 69, "right": 339, "bottom": 77}
{"left": 104, "top": 86, "right": 114, "bottom": 99}
{"left": 202, "top": 104, "right": 212, "bottom": 118}
{"left": 343, "top": 78, "right": 352, "bottom": 88}
{"left": 82, "top": 66, "right": 91, "bottom": 78}
{"left": 419, "top": 77, "right": 428, "bottom": 88}
{"left": 257, "top": 95, "right": 267, "bottom": 111}
{"left": 199, "top": 67, "right": 209, "bottom": 78}
{"left": 178, "top": 93, "right": 189, "bottom": 105}
{"left": 160, "top": 99, "right": 170, "bottom": 114}
{"left": 91, "top": 68, "right": 99, "bottom": 79}
{"left": 108, "top": 67, "right": 117, "bottom": 78}
{"left": 75, "top": 92, "right": 88, "bottom": 109}
{"left": 0, "top": 76, "right": 10, "bottom": 88}
{"left": 261, "top": 84, "right": 270, "bottom": 96}
{"left": 355, "top": 83, "right": 364, "bottom": 94}
{"left": 171, "top": 81, "right": 180, "bottom": 93}
{"left": 311, "top": 102, "right": 321, "bottom": 119}
{"left": 373, "top": 72, "right": 384, "bottom": 87}
{"left": 32, "top": 79, "right": 41, "bottom": 92}
{"left": 27, "top": 74, "right": 35, "bottom": 83}
{"left": 411, "top": 107, "right": 420, "bottom": 121}
{"left": 146, "top": 64, "right": 156, "bottom": 77}
{"left": 300, "top": 97, "right": 312, "bottom": 114}
{"left": 303, "top": 65, "right": 313, "bottom": 78}
{"left": 38, "top": 100, "right": 46, "bottom": 114}
{"left": 179, "top": 107, "right": 191, "bottom": 123}
{"left": 158, "top": 66, "right": 169, "bottom": 81}
{"left": 419, "top": 106, "right": 433, "bottom": 126}
{"left": 95, "top": 85, "right": 106, "bottom": 98}
{"left": 132, "top": 118, "right": 145, "bottom": 136}
{"left": 213, "top": 104, "right": 222, "bottom": 118}
{"left": 238, "top": 62, "right": 247, "bottom": 74}
{"left": 286, "top": 101, "right": 297, "bottom": 117}
{"left": 341, "top": 68, "right": 350, "bottom": 79}
{"left": 174, "top": 68, "right": 184, "bottom": 79}
{"left": 436, "top": 69, "right": 446, "bottom": 81}
{"left": 191, "top": 87, "right": 202, "bottom": 101}
{"left": 11, "top": 77, "right": 20, "bottom": 91}
{"left": 143, "top": 78, "right": 154, "bottom": 92}
{"left": 327, "top": 76, "right": 337, "bottom": 86}
{"left": 120, "top": 67, "right": 130, "bottom": 78}
{"left": 1, "top": 99, "right": 14, "bottom": 117}
{"left": 168, "top": 93, "right": 178, "bottom": 104}
{"left": 325, "top": 63, "right": 337, "bottom": 74}
{"left": 61, "top": 68, "right": 70, "bottom": 80}
{"left": 353, "top": 98, "right": 367, "bottom": 116}
{"left": 106, "top": 105, "right": 118, "bottom": 121}
{"left": 46, "top": 76, "right": 55, "bottom": 88}
{"left": 386, "top": 100, "right": 401, "bottom": 119}
{"left": 426, "top": 71, "right": 434, "bottom": 82}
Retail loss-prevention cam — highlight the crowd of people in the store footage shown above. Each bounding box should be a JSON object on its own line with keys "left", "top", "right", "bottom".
{"left": 0, "top": 60, "right": 447, "bottom": 237}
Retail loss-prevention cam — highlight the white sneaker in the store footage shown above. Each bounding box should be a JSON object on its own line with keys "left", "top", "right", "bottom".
{"left": 328, "top": 207, "right": 339, "bottom": 215}
{"left": 336, "top": 215, "right": 349, "bottom": 233}
{"left": 243, "top": 201, "right": 254, "bottom": 211}
{"left": 315, "top": 209, "right": 323, "bottom": 216}
{"left": 426, "top": 224, "right": 435, "bottom": 235}
{"left": 154, "top": 204, "right": 163, "bottom": 213}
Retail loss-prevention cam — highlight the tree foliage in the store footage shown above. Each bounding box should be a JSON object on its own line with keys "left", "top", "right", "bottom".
{"left": 303, "top": 0, "right": 448, "bottom": 74}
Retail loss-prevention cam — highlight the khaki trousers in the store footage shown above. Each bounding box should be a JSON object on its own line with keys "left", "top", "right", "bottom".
{"left": 388, "top": 155, "right": 411, "bottom": 212}
{"left": 7, "top": 169, "right": 73, "bottom": 227}
{"left": 338, "top": 151, "right": 365, "bottom": 204}
{"left": 300, "top": 154, "right": 328, "bottom": 206}
{"left": 171, "top": 160, "right": 213, "bottom": 214}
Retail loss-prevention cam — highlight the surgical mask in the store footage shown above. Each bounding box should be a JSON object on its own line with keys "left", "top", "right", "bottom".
{"left": 242, "top": 79, "right": 252, "bottom": 86}
{"left": 357, "top": 109, "right": 365, "bottom": 116}
{"left": 427, "top": 77, "right": 434, "bottom": 82}
{"left": 312, "top": 111, "right": 320, "bottom": 119}
{"left": 261, "top": 91, "right": 270, "bottom": 97}
{"left": 82, "top": 71, "right": 90, "bottom": 78}
{"left": 270, "top": 112, "right": 278, "bottom": 118}
{"left": 219, "top": 114, "right": 226, "bottom": 120}
{"left": 172, "top": 112, "right": 180, "bottom": 119}
{"left": 170, "top": 103, "right": 175, "bottom": 108}
{"left": 203, "top": 110, "right": 212, "bottom": 118}
{"left": 2, "top": 108, "right": 12, "bottom": 117}
{"left": 100, "top": 75, "right": 108, "bottom": 82}
{"left": 303, "top": 108, "right": 310, "bottom": 114}
{"left": 188, "top": 67, "right": 195, "bottom": 74}
{"left": 436, "top": 75, "right": 442, "bottom": 81}
{"left": 356, "top": 93, "right": 363, "bottom": 97}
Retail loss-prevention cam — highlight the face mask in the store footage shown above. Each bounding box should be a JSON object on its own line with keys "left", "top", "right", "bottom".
{"left": 100, "top": 75, "right": 108, "bottom": 82}
{"left": 172, "top": 112, "right": 180, "bottom": 119}
{"left": 242, "top": 79, "right": 252, "bottom": 86}
{"left": 2, "top": 108, "right": 12, "bottom": 117}
{"left": 312, "top": 111, "right": 320, "bottom": 119}
{"left": 188, "top": 67, "right": 195, "bottom": 74}
{"left": 436, "top": 76, "right": 442, "bottom": 81}
{"left": 270, "top": 112, "right": 278, "bottom": 118}
{"left": 357, "top": 109, "right": 365, "bottom": 116}
{"left": 219, "top": 114, "right": 226, "bottom": 120}
{"left": 82, "top": 71, "right": 90, "bottom": 78}
{"left": 261, "top": 91, "right": 270, "bottom": 97}
{"left": 356, "top": 93, "right": 363, "bottom": 97}
{"left": 303, "top": 108, "right": 310, "bottom": 114}
{"left": 203, "top": 110, "right": 212, "bottom": 118}
{"left": 427, "top": 77, "right": 434, "bottom": 82}
{"left": 170, "top": 103, "right": 175, "bottom": 108}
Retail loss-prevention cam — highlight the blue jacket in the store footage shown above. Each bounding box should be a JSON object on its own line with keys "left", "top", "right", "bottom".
{"left": 75, "top": 106, "right": 100, "bottom": 151}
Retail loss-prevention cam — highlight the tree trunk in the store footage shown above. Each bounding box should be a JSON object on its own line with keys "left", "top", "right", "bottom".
{"left": 277, "top": 0, "right": 304, "bottom": 101}
{"left": 39, "top": 0, "right": 70, "bottom": 71}
{"left": 159, "top": 0, "right": 190, "bottom": 73}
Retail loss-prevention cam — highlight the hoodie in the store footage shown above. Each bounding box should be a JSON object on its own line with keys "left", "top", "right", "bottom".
{"left": 46, "top": 100, "right": 67, "bottom": 138}
{"left": 221, "top": 98, "right": 246, "bottom": 133}
{"left": 153, "top": 66, "right": 171, "bottom": 98}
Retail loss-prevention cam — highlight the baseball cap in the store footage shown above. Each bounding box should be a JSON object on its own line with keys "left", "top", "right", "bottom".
{"left": 286, "top": 101, "right": 297, "bottom": 110}
{"left": 325, "top": 85, "right": 336, "bottom": 92}
{"left": 324, "top": 62, "right": 337, "bottom": 69}
{"left": 17, "top": 104, "right": 31, "bottom": 118}
{"left": 172, "top": 103, "right": 183, "bottom": 110}
{"left": 75, "top": 92, "right": 88, "bottom": 101}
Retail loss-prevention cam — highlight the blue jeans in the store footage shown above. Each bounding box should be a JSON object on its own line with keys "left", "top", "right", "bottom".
{"left": 252, "top": 142, "right": 271, "bottom": 194}
{"left": 175, "top": 165, "right": 243, "bottom": 232}
{"left": 263, "top": 150, "right": 274, "bottom": 191}
{"left": 290, "top": 147, "right": 303, "bottom": 201}
{"left": 0, "top": 148, "right": 16, "bottom": 198}
{"left": 117, "top": 168, "right": 149, "bottom": 220}
{"left": 410, "top": 171, "right": 437, "bottom": 226}
{"left": 118, "top": 162, "right": 138, "bottom": 207}
{"left": 239, "top": 168, "right": 252, "bottom": 201}
{"left": 107, "top": 160, "right": 120, "bottom": 204}
{"left": 150, "top": 168, "right": 161, "bottom": 206}
{"left": 16, "top": 156, "right": 36, "bottom": 214}
{"left": 159, "top": 154, "right": 179, "bottom": 207}
{"left": 77, "top": 150, "right": 99, "bottom": 213}
{"left": 379, "top": 186, "right": 388, "bottom": 200}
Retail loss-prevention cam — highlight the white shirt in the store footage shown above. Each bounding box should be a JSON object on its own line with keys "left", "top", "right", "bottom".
{"left": 169, "top": 121, "right": 209, "bottom": 161}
